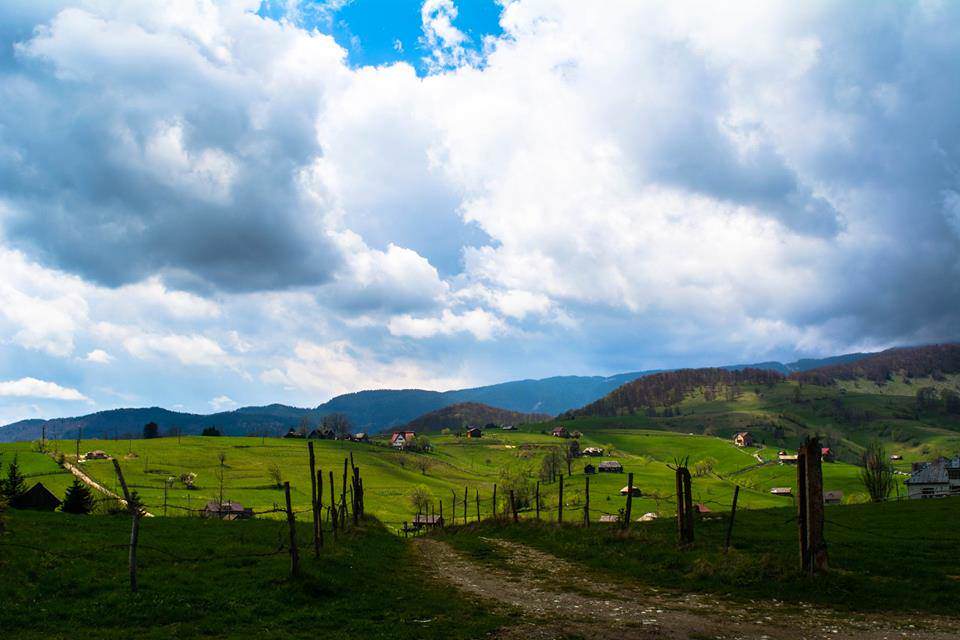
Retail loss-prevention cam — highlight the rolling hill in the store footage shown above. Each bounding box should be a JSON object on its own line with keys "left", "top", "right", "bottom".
{"left": 403, "top": 402, "right": 551, "bottom": 432}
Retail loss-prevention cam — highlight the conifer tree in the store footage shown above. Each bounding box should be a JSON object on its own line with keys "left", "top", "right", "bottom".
{"left": 62, "top": 479, "right": 95, "bottom": 514}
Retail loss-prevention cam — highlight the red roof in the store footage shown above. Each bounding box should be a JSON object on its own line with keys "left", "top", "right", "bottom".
{"left": 390, "top": 431, "right": 416, "bottom": 444}
{"left": 821, "top": 447, "right": 832, "bottom": 456}
{"left": 694, "top": 503, "right": 712, "bottom": 514}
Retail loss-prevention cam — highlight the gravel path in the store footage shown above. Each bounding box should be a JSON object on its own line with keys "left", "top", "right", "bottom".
{"left": 414, "top": 536, "right": 958, "bottom": 640}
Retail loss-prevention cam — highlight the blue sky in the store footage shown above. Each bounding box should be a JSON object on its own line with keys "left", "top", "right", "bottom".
{"left": 0, "top": 0, "right": 958, "bottom": 424}
{"left": 259, "top": 0, "right": 503, "bottom": 71}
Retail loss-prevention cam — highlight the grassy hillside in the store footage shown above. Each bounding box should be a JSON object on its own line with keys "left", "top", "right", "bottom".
{"left": 0, "top": 510, "right": 504, "bottom": 640}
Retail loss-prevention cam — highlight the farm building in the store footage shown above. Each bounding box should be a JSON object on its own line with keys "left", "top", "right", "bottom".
{"left": 583, "top": 463, "right": 596, "bottom": 475}
{"left": 582, "top": 447, "right": 603, "bottom": 457}
{"left": 307, "top": 429, "right": 336, "bottom": 439}
{"left": 598, "top": 461, "right": 623, "bottom": 473}
{"left": 17, "top": 482, "right": 62, "bottom": 511}
{"left": 466, "top": 427, "right": 483, "bottom": 438}
{"left": 501, "top": 425, "right": 517, "bottom": 431}
{"left": 824, "top": 490, "right": 844, "bottom": 504}
{"left": 778, "top": 451, "right": 798, "bottom": 465}
{"left": 83, "top": 450, "right": 109, "bottom": 460}
{"left": 202, "top": 501, "right": 253, "bottom": 520}
{"left": 770, "top": 487, "right": 793, "bottom": 497}
{"left": 890, "top": 454, "right": 903, "bottom": 461}
{"left": 283, "top": 428, "right": 304, "bottom": 439}
{"left": 694, "top": 503, "right": 712, "bottom": 515}
{"left": 412, "top": 514, "right": 444, "bottom": 529}
{"left": 619, "top": 485, "right": 641, "bottom": 497}
{"left": 551, "top": 426, "right": 570, "bottom": 438}
{"left": 637, "top": 512, "right": 658, "bottom": 522}
{"left": 598, "top": 514, "right": 619, "bottom": 524}
{"left": 390, "top": 431, "right": 417, "bottom": 449}
{"left": 821, "top": 447, "right": 834, "bottom": 462}
{"left": 733, "top": 432, "right": 754, "bottom": 447}
{"left": 905, "top": 457, "right": 960, "bottom": 499}
{"left": 351, "top": 432, "right": 369, "bottom": 443}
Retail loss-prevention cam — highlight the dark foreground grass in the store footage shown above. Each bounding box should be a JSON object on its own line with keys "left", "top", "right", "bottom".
{"left": 0, "top": 510, "right": 505, "bottom": 640}
{"left": 438, "top": 498, "right": 960, "bottom": 616}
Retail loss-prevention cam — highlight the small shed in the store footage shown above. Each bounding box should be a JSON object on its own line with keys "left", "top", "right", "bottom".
{"left": 351, "top": 432, "right": 369, "bottom": 443}
{"left": 778, "top": 453, "right": 798, "bottom": 465}
{"left": 770, "top": 487, "right": 793, "bottom": 497}
{"left": 17, "top": 482, "right": 62, "bottom": 511}
{"left": 583, "top": 463, "right": 596, "bottom": 475}
{"left": 693, "top": 503, "right": 712, "bottom": 515}
{"left": 637, "top": 512, "right": 658, "bottom": 522}
{"left": 619, "top": 485, "right": 642, "bottom": 497}
{"left": 203, "top": 501, "right": 253, "bottom": 520}
{"left": 733, "top": 432, "right": 754, "bottom": 447}
{"left": 501, "top": 425, "right": 517, "bottom": 431}
{"left": 598, "top": 514, "right": 619, "bottom": 524}
{"left": 821, "top": 447, "right": 834, "bottom": 462}
{"left": 83, "top": 450, "right": 109, "bottom": 460}
{"left": 598, "top": 460, "right": 623, "bottom": 473}
{"left": 412, "top": 514, "right": 444, "bottom": 529}
{"left": 466, "top": 427, "right": 483, "bottom": 439}
{"left": 823, "top": 490, "right": 843, "bottom": 505}
{"left": 283, "top": 428, "right": 304, "bottom": 439}
{"left": 552, "top": 426, "right": 570, "bottom": 438}
{"left": 890, "top": 454, "right": 903, "bottom": 461}
{"left": 582, "top": 447, "right": 604, "bottom": 457}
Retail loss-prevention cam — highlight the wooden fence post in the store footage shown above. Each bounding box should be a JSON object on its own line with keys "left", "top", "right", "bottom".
{"left": 624, "top": 472, "right": 634, "bottom": 528}
{"left": 558, "top": 474, "right": 564, "bottom": 523}
{"left": 329, "top": 470, "right": 337, "bottom": 540}
{"left": 535, "top": 481, "right": 540, "bottom": 521}
{"left": 724, "top": 485, "right": 739, "bottom": 553}
{"left": 476, "top": 488, "right": 480, "bottom": 522}
{"left": 510, "top": 489, "right": 518, "bottom": 522}
{"left": 308, "top": 443, "right": 320, "bottom": 557}
{"left": 798, "top": 437, "right": 828, "bottom": 575}
{"left": 492, "top": 484, "right": 497, "bottom": 520}
{"left": 317, "top": 469, "right": 324, "bottom": 548}
{"left": 463, "top": 486, "right": 468, "bottom": 525}
{"left": 439, "top": 500, "right": 444, "bottom": 528}
{"left": 112, "top": 459, "right": 139, "bottom": 593}
{"left": 340, "top": 458, "right": 348, "bottom": 529}
{"left": 675, "top": 465, "right": 694, "bottom": 544}
{"left": 682, "top": 467, "right": 694, "bottom": 543}
{"left": 284, "top": 481, "right": 300, "bottom": 578}
{"left": 584, "top": 475, "right": 590, "bottom": 526}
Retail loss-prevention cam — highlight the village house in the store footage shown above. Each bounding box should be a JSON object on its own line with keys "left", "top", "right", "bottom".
{"left": 694, "top": 503, "right": 712, "bottom": 516}
{"left": 390, "top": 431, "right": 417, "bottom": 449}
{"left": 202, "top": 500, "right": 253, "bottom": 520}
{"left": 733, "top": 432, "right": 754, "bottom": 447}
{"left": 466, "top": 427, "right": 483, "bottom": 438}
{"left": 282, "top": 428, "right": 304, "bottom": 439}
{"left": 350, "top": 432, "right": 369, "bottom": 443}
{"left": 905, "top": 457, "right": 960, "bottom": 499}
{"left": 598, "top": 460, "right": 623, "bottom": 473}
{"left": 83, "top": 450, "right": 109, "bottom": 460}
{"left": 551, "top": 426, "right": 570, "bottom": 438}
{"left": 770, "top": 487, "right": 793, "bottom": 497}
{"left": 821, "top": 447, "right": 834, "bottom": 462}
{"left": 637, "top": 512, "right": 658, "bottom": 522}
{"left": 823, "top": 490, "right": 844, "bottom": 505}
{"left": 619, "top": 485, "right": 642, "bottom": 497}
{"left": 18, "top": 482, "right": 62, "bottom": 511}
{"left": 307, "top": 429, "right": 336, "bottom": 440}
{"left": 583, "top": 463, "right": 596, "bottom": 475}
{"left": 598, "top": 514, "right": 619, "bottom": 524}
{"left": 582, "top": 447, "right": 604, "bottom": 457}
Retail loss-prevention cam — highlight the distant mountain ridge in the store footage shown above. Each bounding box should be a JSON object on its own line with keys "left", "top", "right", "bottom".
{"left": 0, "top": 351, "right": 877, "bottom": 442}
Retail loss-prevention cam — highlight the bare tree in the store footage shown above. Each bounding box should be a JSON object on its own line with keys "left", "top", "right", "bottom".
{"left": 322, "top": 413, "right": 352, "bottom": 438}
{"left": 860, "top": 441, "right": 894, "bottom": 502}
{"left": 539, "top": 447, "right": 563, "bottom": 483}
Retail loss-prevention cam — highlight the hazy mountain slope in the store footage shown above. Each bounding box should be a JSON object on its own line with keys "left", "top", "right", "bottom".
{"left": 0, "top": 351, "right": 876, "bottom": 442}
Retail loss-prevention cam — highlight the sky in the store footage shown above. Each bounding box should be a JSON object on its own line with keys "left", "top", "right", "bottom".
{"left": 0, "top": 0, "right": 959, "bottom": 424}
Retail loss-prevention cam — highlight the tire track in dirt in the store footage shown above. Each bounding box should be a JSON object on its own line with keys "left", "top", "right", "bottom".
{"left": 414, "top": 536, "right": 958, "bottom": 640}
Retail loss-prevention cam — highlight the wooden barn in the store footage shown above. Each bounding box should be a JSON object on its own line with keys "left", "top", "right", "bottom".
{"left": 17, "top": 483, "right": 62, "bottom": 511}
{"left": 733, "top": 432, "right": 753, "bottom": 447}
{"left": 466, "top": 427, "right": 483, "bottom": 438}
{"left": 598, "top": 461, "right": 623, "bottom": 473}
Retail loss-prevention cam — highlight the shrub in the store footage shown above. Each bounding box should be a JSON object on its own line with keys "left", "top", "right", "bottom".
{"left": 62, "top": 479, "right": 94, "bottom": 514}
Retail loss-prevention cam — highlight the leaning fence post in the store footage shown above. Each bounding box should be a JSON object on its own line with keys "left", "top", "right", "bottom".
{"left": 329, "top": 470, "right": 337, "bottom": 540}
{"left": 463, "top": 486, "right": 468, "bottom": 525}
{"left": 439, "top": 499, "right": 444, "bottom": 527}
{"left": 284, "top": 481, "right": 300, "bottom": 578}
{"left": 724, "top": 485, "right": 740, "bottom": 554}
{"left": 317, "top": 469, "right": 324, "bottom": 548}
{"left": 308, "top": 442, "right": 320, "bottom": 557}
{"left": 510, "top": 489, "right": 518, "bottom": 522}
{"left": 112, "top": 459, "right": 139, "bottom": 593}
{"left": 476, "top": 488, "right": 481, "bottom": 522}
{"left": 492, "top": 484, "right": 497, "bottom": 520}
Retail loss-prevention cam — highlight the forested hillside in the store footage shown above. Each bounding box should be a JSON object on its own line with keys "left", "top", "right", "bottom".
{"left": 404, "top": 402, "right": 550, "bottom": 432}
{"left": 790, "top": 343, "right": 960, "bottom": 385}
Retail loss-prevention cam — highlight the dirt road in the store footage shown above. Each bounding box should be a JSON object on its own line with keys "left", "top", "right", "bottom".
{"left": 414, "top": 536, "right": 956, "bottom": 640}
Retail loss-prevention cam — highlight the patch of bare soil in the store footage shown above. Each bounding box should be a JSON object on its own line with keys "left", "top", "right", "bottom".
{"left": 413, "top": 536, "right": 958, "bottom": 640}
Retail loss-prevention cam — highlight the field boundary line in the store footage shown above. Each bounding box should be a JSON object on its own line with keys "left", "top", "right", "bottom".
{"left": 51, "top": 453, "right": 155, "bottom": 517}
